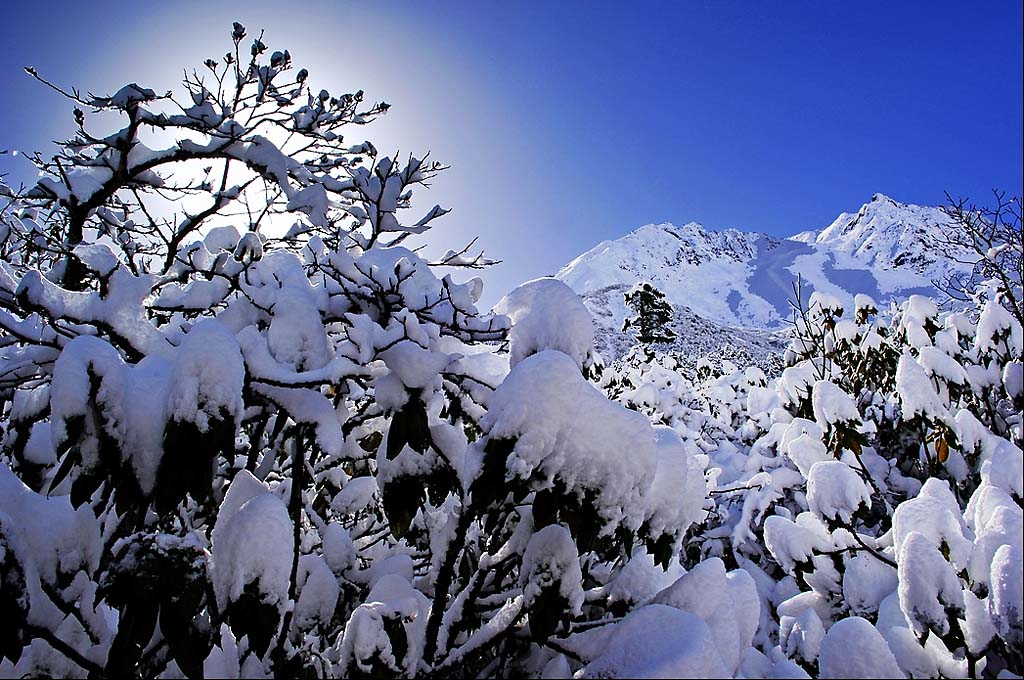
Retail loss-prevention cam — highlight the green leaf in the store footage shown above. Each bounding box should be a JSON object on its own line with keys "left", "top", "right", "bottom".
{"left": 528, "top": 585, "right": 568, "bottom": 642}
{"left": 647, "top": 533, "right": 674, "bottom": 571}
{"left": 425, "top": 466, "right": 457, "bottom": 506}
{"left": 226, "top": 583, "right": 281, "bottom": 659}
{"left": 386, "top": 409, "right": 410, "bottom": 460}
{"left": 386, "top": 395, "right": 431, "bottom": 460}
{"left": 69, "top": 471, "right": 102, "bottom": 509}
{"left": 532, "top": 488, "right": 558, "bottom": 529}
{"left": 469, "top": 438, "right": 514, "bottom": 509}
{"left": 159, "top": 598, "right": 205, "bottom": 679}
{"left": 48, "top": 446, "right": 81, "bottom": 496}
{"left": 382, "top": 475, "right": 424, "bottom": 539}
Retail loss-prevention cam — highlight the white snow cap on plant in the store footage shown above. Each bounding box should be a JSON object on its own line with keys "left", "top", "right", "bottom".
{"left": 916, "top": 346, "right": 968, "bottom": 386}
{"left": 331, "top": 476, "right": 379, "bottom": 516}
{"left": 897, "top": 531, "right": 965, "bottom": 637}
{"left": 806, "top": 460, "right": 871, "bottom": 524}
{"left": 0, "top": 463, "right": 101, "bottom": 586}
{"left": 778, "top": 418, "right": 828, "bottom": 477}
{"left": 1004, "top": 360, "right": 1024, "bottom": 398}
{"left": 781, "top": 606, "right": 825, "bottom": 666}
{"left": 336, "top": 574, "right": 430, "bottom": 677}
{"left": 899, "top": 295, "right": 939, "bottom": 348}
{"left": 777, "top": 363, "right": 817, "bottom": 409}
{"left": 764, "top": 514, "right": 829, "bottom": 574}
{"left": 842, "top": 553, "right": 898, "bottom": 618}
{"left": 975, "top": 299, "right": 1023, "bottom": 357}
{"left": 811, "top": 380, "right": 861, "bottom": 429}
{"left": 834, "top": 319, "right": 860, "bottom": 343}
{"left": 520, "top": 524, "right": 585, "bottom": 615}
{"left": 786, "top": 433, "right": 830, "bottom": 479}
{"left": 647, "top": 558, "right": 761, "bottom": 675}
{"left": 379, "top": 340, "right": 451, "bottom": 390}
{"left": 493, "top": 277, "right": 594, "bottom": 371}
{"left": 233, "top": 231, "right": 264, "bottom": 264}
{"left": 984, "top": 441, "right": 1024, "bottom": 499}
{"left": 580, "top": 605, "right": 729, "bottom": 678}
{"left": 211, "top": 471, "right": 293, "bottom": 611}
{"left": 167, "top": 319, "right": 245, "bottom": 430}
{"left": 48, "top": 321, "right": 245, "bottom": 494}
{"left": 293, "top": 554, "right": 340, "bottom": 630}
{"left": 49, "top": 335, "right": 168, "bottom": 493}
{"left": 643, "top": 426, "right": 708, "bottom": 540}
{"left": 601, "top": 547, "right": 684, "bottom": 608}
{"left": 818, "top": 616, "right": 904, "bottom": 678}
{"left": 651, "top": 557, "right": 729, "bottom": 620}
{"left": 267, "top": 285, "right": 332, "bottom": 372}
{"left": 809, "top": 291, "right": 843, "bottom": 315}
{"left": 322, "top": 522, "right": 357, "bottom": 576}
{"left": 895, "top": 352, "right": 952, "bottom": 424}
{"left": 854, "top": 293, "right": 878, "bottom": 313}
{"left": 73, "top": 243, "right": 121, "bottom": 277}
{"left": 480, "top": 350, "right": 656, "bottom": 533}
{"left": 892, "top": 477, "right": 972, "bottom": 570}
{"left": 989, "top": 543, "right": 1023, "bottom": 647}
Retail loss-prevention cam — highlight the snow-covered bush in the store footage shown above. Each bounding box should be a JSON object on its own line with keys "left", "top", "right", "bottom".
{"left": 587, "top": 275, "right": 1022, "bottom": 677}
{"left": 685, "top": 288, "right": 1022, "bottom": 677}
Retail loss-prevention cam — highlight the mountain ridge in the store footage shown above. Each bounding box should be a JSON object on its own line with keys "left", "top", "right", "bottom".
{"left": 556, "top": 193, "right": 977, "bottom": 363}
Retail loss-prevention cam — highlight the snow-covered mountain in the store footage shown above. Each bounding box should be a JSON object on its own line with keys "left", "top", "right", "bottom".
{"left": 557, "top": 193, "right": 977, "bottom": 361}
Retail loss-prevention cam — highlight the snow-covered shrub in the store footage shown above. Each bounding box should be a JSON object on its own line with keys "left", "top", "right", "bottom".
{"left": 681, "top": 286, "right": 1024, "bottom": 677}
{"left": 586, "top": 276, "right": 1021, "bottom": 677}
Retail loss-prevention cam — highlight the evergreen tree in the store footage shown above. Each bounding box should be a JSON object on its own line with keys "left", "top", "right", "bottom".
{"left": 623, "top": 282, "right": 677, "bottom": 345}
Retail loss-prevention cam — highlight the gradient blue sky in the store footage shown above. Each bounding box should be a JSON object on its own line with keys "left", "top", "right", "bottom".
{"left": 2, "top": 0, "right": 1021, "bottom": 305}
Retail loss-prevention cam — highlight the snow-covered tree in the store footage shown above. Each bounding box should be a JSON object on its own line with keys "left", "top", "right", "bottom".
{"left": 0, "top": 26, "right": 724, "bottom": 680}
{"left": 623, "top": 281, "right": 677, "bottom": 346}
{"left": 0, "top": 23, "right": 509, "bottom": 677}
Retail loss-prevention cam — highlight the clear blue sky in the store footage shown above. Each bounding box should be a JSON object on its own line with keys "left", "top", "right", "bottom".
{"left": 1, "top": 0, "right": 1021, "bottom": 304}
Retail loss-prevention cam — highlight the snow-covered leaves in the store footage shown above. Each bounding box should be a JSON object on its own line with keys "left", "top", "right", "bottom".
{"left": 596, "top": 278, "right": 1023, "bottom": 678}
{"left": 818, "top": 616, "right": 904, "bottom": 679}
{"left": 478, "top": 350, "right": 657, "bottom": 534}
{"left": 806, "top": 461, "right": 871, "bottom": 525}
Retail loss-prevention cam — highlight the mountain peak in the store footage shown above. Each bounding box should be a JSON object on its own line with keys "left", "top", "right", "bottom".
{"left": 812, "top": 193, "right": 965, "bottom": 277}
{"left": 556, "top": 193, "right": 977, "bottom": 342}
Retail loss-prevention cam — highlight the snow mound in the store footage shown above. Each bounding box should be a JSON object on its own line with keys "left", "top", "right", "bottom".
{"left": 493, "top": 277, "right": 594, "bottom": 371}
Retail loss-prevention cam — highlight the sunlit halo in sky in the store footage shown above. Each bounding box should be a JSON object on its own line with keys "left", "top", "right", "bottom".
{"left": 9, "top": 0, "right": 538, "bottom": 307}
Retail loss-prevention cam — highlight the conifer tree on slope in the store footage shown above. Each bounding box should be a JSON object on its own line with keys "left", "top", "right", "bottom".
{"left": 623, "top": 281, "right": 677, "bottom": 345}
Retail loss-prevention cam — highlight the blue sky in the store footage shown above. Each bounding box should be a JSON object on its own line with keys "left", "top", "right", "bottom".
{"left": 1, "top": 0, "right": 1021, "bottom": 305}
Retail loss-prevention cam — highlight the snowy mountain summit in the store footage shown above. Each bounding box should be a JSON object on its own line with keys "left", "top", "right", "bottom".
{"left": 556, "top": 194, "right": 976, "bottom": 360}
